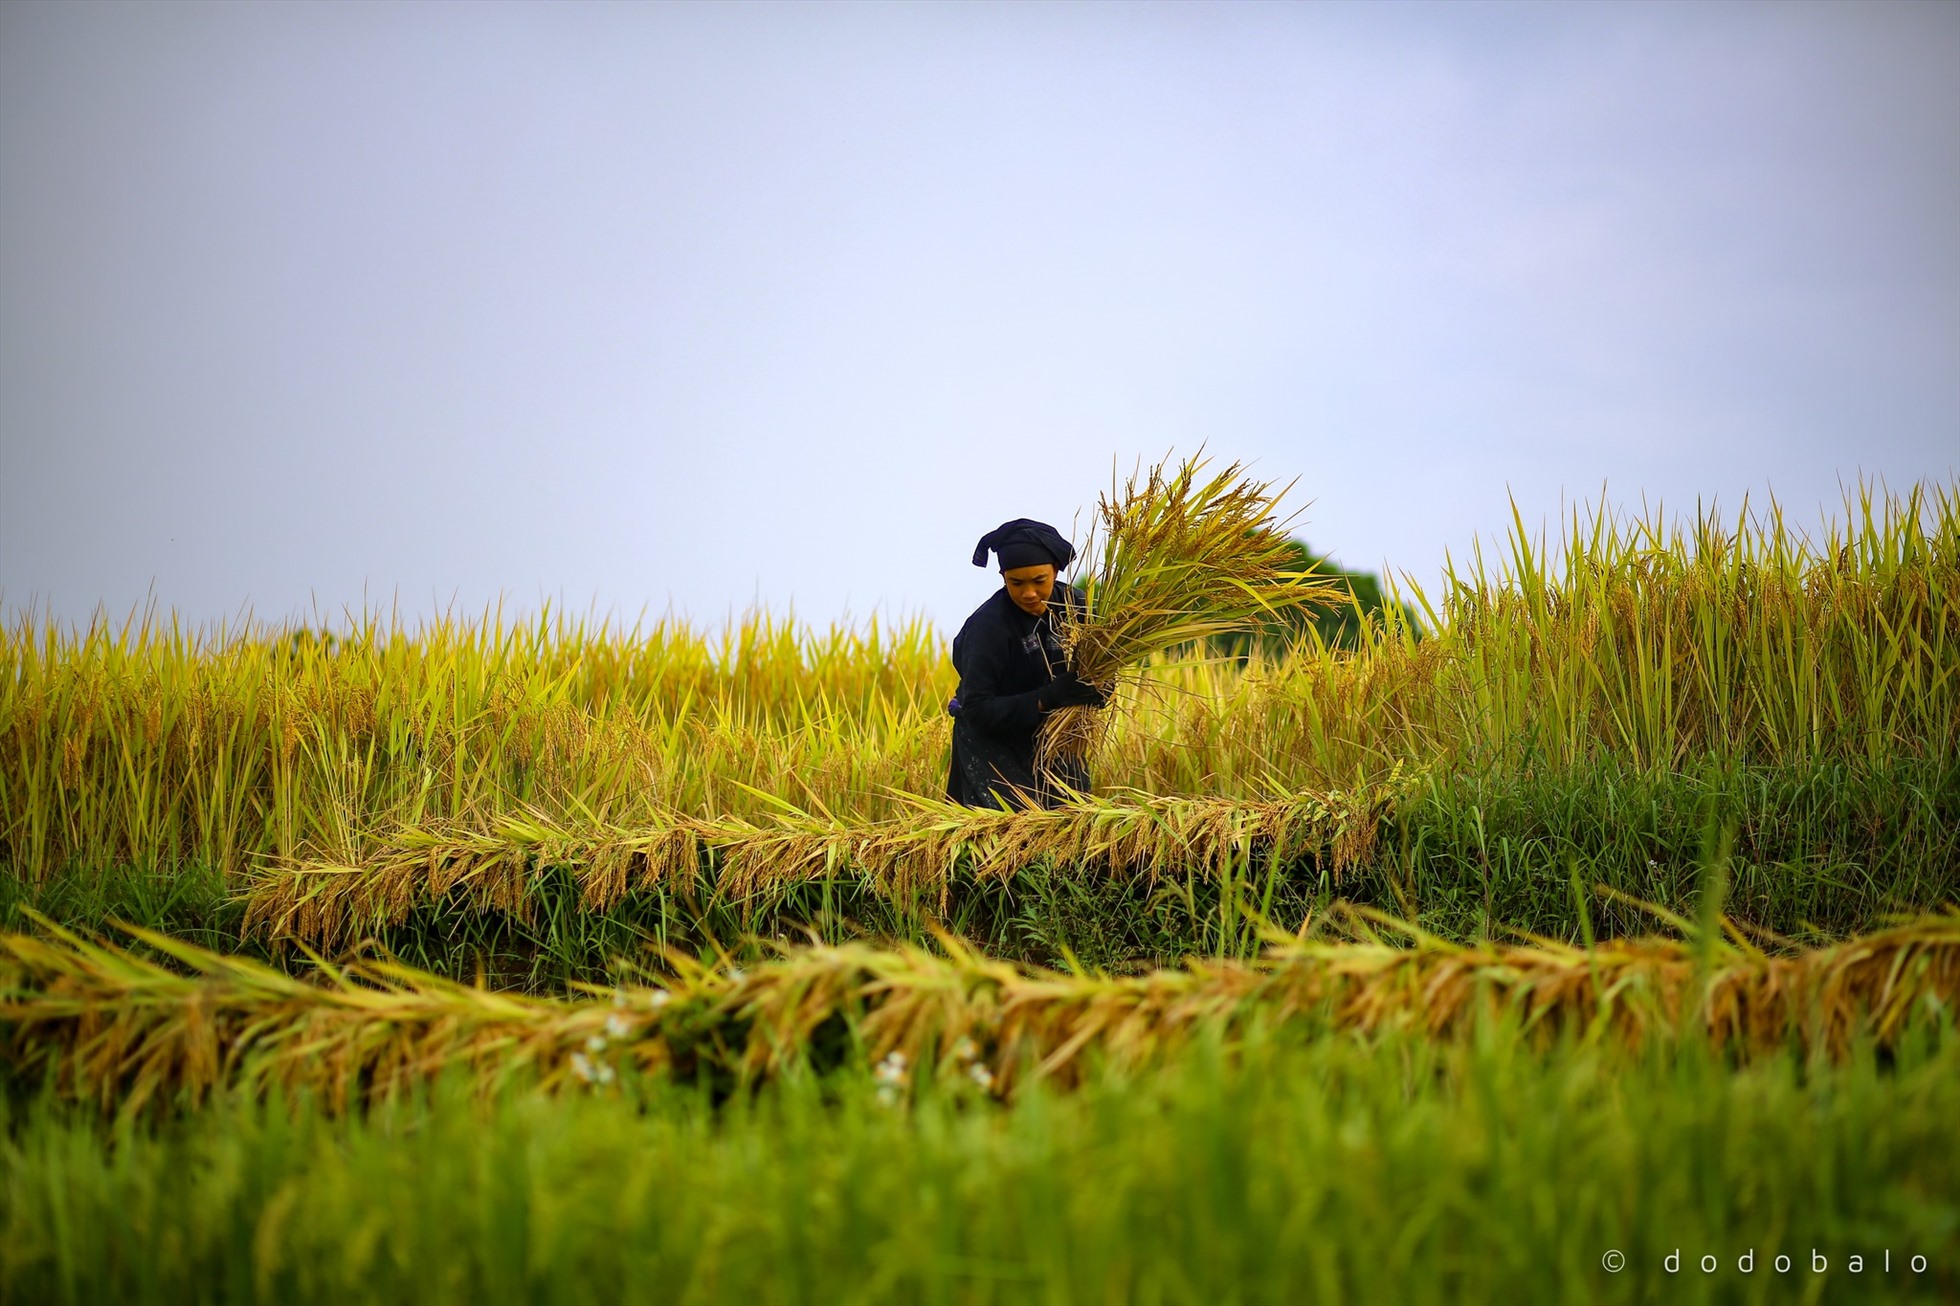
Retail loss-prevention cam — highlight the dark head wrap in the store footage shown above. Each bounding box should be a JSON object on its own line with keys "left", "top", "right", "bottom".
{"left": 972, "top": 518, "right": 1075, "bottom": 572}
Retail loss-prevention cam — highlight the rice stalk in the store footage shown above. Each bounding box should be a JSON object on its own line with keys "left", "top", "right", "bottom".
{"left": 7, "top": 908, "right": 1954, "bottom": 1116}
{"left": 4, "top": 483, "right": 1952, "bottom": 894}
{"left": 1041, "top": 452, "right": 1345, "bottom": 764}
{"left": 241, "top": 786, "right": 1399, "bottom": 947}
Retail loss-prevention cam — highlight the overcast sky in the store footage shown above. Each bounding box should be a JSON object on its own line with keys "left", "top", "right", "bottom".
{"left": 3, "top": 1, "right": 1955, "bottom": 634}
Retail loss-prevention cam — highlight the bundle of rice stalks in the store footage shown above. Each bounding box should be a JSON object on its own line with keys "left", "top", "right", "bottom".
{"left": 0, "top": 917, "right": 650, "bottom": 1116}
{"left": 241, "top": 786, "right": 1396, "bottom": 948}
{"left": 1046, "top": 453, "right": 1345, "bottom": 764}
{"left": 7, "top": 908, "right": 1954, "bottom": 1115}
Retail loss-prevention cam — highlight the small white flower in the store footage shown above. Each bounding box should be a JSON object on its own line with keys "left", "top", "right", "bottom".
{"left": 605, "top": 1013, "right": 632, "bottom": 1039}
{"left": 570, "top": 1052, "right": 597, "bottom": 1083}
{"left": 586, "top": 1034, "right": 608, "bottom": 1054}
{"left": 595, "top": 1061, "right": 616, "bottom": 1086}
{"left": 873, "top": 1050, "right": 910, "bottom": 1087}
{"left": 953, "top": 1036, "right": 979, "bottom": 1063}
{"left": 647, "top": 990, "right": 672, "bottom": 1009}
{"left": 725, "top": 966, "right": 745, "bottom": 982}
{"left": 967, "top": 1062, "right": 995, "bottom": 1092}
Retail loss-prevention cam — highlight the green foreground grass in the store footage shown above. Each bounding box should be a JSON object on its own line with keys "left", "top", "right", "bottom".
{"left": 4, "top": 1021, "right": 1956, "bottom": 1305}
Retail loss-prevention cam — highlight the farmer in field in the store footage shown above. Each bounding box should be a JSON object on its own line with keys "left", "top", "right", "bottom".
{"left": 946, "top": 518, "right": 1107, "bottom": 809}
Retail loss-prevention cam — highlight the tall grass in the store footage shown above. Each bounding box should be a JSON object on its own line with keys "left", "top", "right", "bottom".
{"left": 2, "top": 482, "right": 1952, "bottom": 957}
{"left": 0, "top": 609, "right": 955, "bottom": 880}
{"left": 1425, "top": 484, "right": 1957, "bottom": 770}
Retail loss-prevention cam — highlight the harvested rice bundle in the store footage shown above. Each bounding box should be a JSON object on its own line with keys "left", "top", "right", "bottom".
{"left": 1044, "top": 454, "right": 1344, "bottom": 765}
{"left": 6, "top": 908, "right": 1956, "bottom": 1114}
{"left": 240, "top": 786, "right": 1396, "bottom": 947}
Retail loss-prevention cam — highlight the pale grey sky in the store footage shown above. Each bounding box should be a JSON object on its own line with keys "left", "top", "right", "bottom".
{"left": 3, "top": 1, "right": 1955, "bottom": 633}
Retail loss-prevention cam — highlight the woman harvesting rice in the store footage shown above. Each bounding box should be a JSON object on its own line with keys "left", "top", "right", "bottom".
{"left": 946, "top": 457, "right": 1338, "bottom": 809}
{"left": 946, "top": 518, "right": 1107, "bottom": 809}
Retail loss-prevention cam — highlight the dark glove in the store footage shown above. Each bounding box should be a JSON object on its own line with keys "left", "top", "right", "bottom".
{"left": 1039, "top": 669, "right": 1107, "bottom": 710}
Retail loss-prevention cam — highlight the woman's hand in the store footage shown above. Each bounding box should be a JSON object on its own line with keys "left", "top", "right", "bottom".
{"left": 1039, "top": 669, "right": 1107, "bottom": 710}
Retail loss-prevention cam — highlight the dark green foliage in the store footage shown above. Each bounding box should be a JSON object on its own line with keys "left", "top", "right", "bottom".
{"left": 1378, "top": 754, "right": 1960, "bottom": 944}
{"left": 0, "top": 864, "right": 242, "bottom": 955}
{"left": 1209, "top": 537, "right": 1423, "bottom": 655}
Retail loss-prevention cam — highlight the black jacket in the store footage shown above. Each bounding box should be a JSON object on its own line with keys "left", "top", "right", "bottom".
{"left": 945, "top": 584, "right": 1089, "bottom": 808}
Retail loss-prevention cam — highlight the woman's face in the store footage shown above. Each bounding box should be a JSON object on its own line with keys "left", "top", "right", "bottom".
{"left": 1002, "top": 564, "right": 1057, "bottom": 616}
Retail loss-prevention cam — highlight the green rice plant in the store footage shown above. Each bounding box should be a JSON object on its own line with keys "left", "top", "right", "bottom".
{"left": 6, "top": 908, "right": 1955, "bottom": 1115}
{"left": 1380, "top": 754, "right": 1960, "bottom": 945}
{"left": 4, "top": 1017, "right": 1956, "bottom": 1305}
